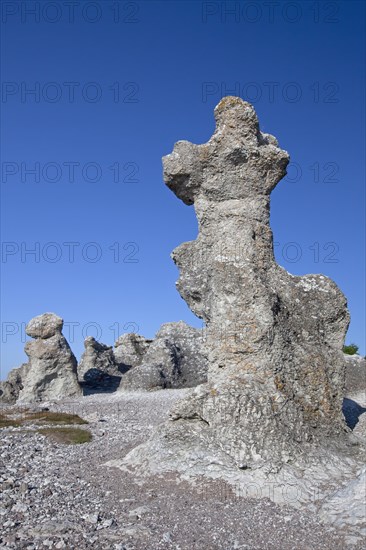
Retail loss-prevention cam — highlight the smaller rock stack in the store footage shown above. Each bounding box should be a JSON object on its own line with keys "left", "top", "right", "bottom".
{"left": 16, "top": 313, "right": 81, "bottom": 403}
{"left": 113, "top": 333, "right": 152, "bottom": 370}
{"left": 78, "top": 336, "right": 122, "bottom": 391}
{"left": 344, "top": 354, "right": 366, "bottom": 394}
{"left": 119, "top": 321, "right": 207, "bottom": 391}
{"left": 1, "top": 315, "right": 209, "bottom": 402}
{"left": 0, "top": 364, "right": 27, "bottom": 404}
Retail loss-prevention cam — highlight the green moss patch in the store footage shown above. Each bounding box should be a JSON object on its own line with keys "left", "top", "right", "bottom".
{"left": 0, "top": 413, "right": 21, "bottom": 428}
{"left": 38, "top": 427, "right": 92, "bottom": 445}
{"left": 0, "top": 410, "right": 88, "bottom": 429}
{"left": 23, "top": 411, "right": 88, "bottom": 425}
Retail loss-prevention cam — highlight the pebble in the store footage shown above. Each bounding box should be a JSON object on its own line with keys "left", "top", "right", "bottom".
{"left": 0, "top": 390, "right": 363, "bottom": 549}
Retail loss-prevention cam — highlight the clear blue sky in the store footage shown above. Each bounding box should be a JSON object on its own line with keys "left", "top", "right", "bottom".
{"left": 1, "top": 0, "right": 365, "bottom": 378}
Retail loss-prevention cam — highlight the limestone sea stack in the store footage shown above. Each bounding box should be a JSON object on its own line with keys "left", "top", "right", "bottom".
{"left": 113, "top": 333, "right": 152, "bottom": 370}
{"left": 16, "top": 313, "right": 81, "bottom": 403}
{"left": 120, "top": 97, "right": 351, "bottom": 473}
{"left": 119, "top": 321, "right": 207, "bottom": 390}
{"left": 78, "top": 336, "right": 124, "bottom": 391}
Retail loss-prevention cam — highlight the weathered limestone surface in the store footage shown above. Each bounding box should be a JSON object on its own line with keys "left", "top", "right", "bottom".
{"left": 121, "top": 97, "right": 353, "bottom": 474}
{"left": 120, "top": 322, "right": 207, "bottom": 391}
{"left": 113, "top": 333, "right": 152, "bottom": 370}
{"left": 26, "top": 312, "right": 63, "bottom": 339}
{"left": 78, "top": 337, "right": 123, "bottom": 390}
{"left": 344, "top": 354, "right": 366, "bottom": 393}
{"left": 16, "top": 313, "right": 81, "bottom": 403}
{"left": 0, "top": 364, "right": 28, "bottom": 404}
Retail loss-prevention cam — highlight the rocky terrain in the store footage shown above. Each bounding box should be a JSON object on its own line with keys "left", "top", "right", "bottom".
{"left": 1, "top": 385, "right": 365, "bottom": 550}
{"left": 101, "top": 100, "right": 365, "bottom": 545}
{"left": 149, "top": 95, "right": 351, "bottom": 470}
{"left": 0, "top": 317, "right": 208, "bottom": 402}
{"left": 1, "top": 97, "right": 365, "bottom": 549}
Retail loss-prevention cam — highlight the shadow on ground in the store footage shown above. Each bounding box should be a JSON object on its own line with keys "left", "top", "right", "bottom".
{"left": 342, "top": 397, "right": 366, "bottom": 430}
{"left": 80, "top": 376, "right": 122, "bottom": 396}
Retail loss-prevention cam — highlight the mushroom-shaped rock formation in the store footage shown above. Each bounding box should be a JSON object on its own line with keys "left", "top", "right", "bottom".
{"left": 16, "top": 313, "right": 81, "bottom": 403}
{"left": 117, "top": 98, "right": 352, "bottom": 475}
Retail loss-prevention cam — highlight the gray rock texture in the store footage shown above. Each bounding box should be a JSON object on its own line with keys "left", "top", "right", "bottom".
{"left": 123, "top": 97, "right": 353, "bottom": 474}
{"left": 78, "top": 337, "right": 123, "bottom": 391}
{"left": 344, "top": 353, "right": 366, "bottom": 393}
{"left": 0, "top": 364, "right": 28, "bottom": 404}
{"left": 119, "top": 321, "right": 207, "bottom": 391}
{"left": 16, "top": 313, "right": 81, "bottom": 403}
{"left": 2, "top": 390, "right": 361, "bottom": 549}
{"left": 320, "top": 466, "right": 366, "bottom": 542}
{"left": 26, "top": 312, "right": 64, "bottom": 339}
{"left": 113, "top": 333, "right": 152, "bottom": 370}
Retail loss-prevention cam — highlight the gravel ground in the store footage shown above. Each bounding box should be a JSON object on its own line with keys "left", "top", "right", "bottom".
{"left": 0, "top": 389, "right": 364, "bottom": 549}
